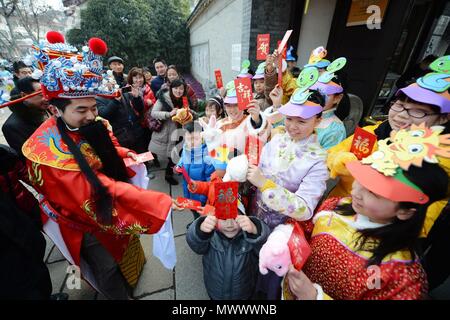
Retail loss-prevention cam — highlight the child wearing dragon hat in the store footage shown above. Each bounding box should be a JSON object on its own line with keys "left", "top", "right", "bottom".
{"left": 284, "top": 124, "right": 450, "bottom": 300}
{"left": 247, "top": 66, "right": 329, "bottom": 299}
{"left": 327, "top": 56, "right": 450, "bottom": 228}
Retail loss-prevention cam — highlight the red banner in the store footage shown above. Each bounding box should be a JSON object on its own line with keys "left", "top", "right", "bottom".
{"left": 350, "top": 127, "right": 377, "bottom": 160}
{"left": 256, "top": 34, "right": 270, "bottom": 60}
{"left": 234, "top": 78, "right": 253, "bottom": 110}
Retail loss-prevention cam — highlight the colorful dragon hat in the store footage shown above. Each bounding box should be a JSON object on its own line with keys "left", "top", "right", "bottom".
{"left": 347, "top": 123, "right": 450, "bottom": 204}
{"left": 279, "top": 66, "right": 323, "bottom": 119}
{"left": 252, "top": 62, "right": 266, "bottom": 80}
{"left": 237, "top": 60, "right": 253, "bottom": 79}
{"left": 286, "top": 46, "right": 296, "bottom": 62}
{"left": 310, "top": 57, "right": 347, "bottom": 95}
{"left": 396, "top": 55, "right": 450, "bottom": 113}
{"left": 30, "top": 31, "right": 119, "bottom": 100}
{"left": 224, "top": 80, "right": 238, "bottom": 104}
{"left": 304, "top": 46, "right": 330, "bottom": 69}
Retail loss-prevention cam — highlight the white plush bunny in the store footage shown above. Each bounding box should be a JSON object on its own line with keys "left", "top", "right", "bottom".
{"left": 223, "top": 154, "right": 249, "bottom": 182}
{"left": 200, "top": 115, "right": 223, "bottom": 152}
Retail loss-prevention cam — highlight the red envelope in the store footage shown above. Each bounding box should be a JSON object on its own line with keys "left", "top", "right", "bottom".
{"left": 214, "top": 181, "right": 238, "bottom": 220}
{"left": 175, "top": 197, "right": 202, "bottom": 210}
{"left": 179, "top": 166, "right": 192, "bottom": 184}
{"left": 256, "top": 34, "right": 270, "bottom": 60}
{"left": 124, "top": 151, "right": 155, "bottom": 167}
{"left": 277, "top": 54, "right": 283, "bottom": 87}
{"left": 214, "top": 69, "right": 223, "bottom": 89}
{"left": 350, "top": 127, "right": 377, "bottom": 160}
{"left": 182, "top": 96, "right": 189, "bottom": 108}
{"left": 288, "top": 222, "right": 311, "bottom": 271}
{"left": 234, "top": 78, "right": 253, "bottom": 111}
{"left": 277, "top": 30, "right": 293, "bottom": 57}
{"left": 245, "top": 135, "right": 264, "bottom": 166}
{"left": 276, "top": 40, "right": 287, "bottom": 59}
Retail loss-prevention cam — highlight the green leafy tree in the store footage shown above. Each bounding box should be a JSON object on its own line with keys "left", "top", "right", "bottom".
{"left": 67, "top": 0, "right": 190, "bottom": 72}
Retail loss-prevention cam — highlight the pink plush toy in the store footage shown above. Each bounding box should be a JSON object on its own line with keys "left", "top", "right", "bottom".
{"left": 259, "top": 224, "right": 294, "bottom": 277}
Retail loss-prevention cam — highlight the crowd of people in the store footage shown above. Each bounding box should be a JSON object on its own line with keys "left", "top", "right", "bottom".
{"left": 0, "top": 30, "right": 449, "bottom": 301}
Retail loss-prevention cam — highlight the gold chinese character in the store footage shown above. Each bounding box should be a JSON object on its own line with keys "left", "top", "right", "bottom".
{"left": 354, "top": 136, "right": 370, "bottom": 154}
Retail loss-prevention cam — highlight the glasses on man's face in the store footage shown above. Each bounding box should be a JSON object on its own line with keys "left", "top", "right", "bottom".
{"left": 390, "top": 102, "right": 439, "bottom": 119}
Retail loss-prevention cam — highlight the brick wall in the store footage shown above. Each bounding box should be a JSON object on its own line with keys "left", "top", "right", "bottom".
{"left": 248, "top": 0, "right": 293, "bottom": 71}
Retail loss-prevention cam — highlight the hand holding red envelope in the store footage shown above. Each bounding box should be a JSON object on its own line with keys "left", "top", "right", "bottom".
{"left": 288, "top": 222, "right": 311, "bottom": 271}
{"left": 234, "top": 78, "right": 253, "bottom": 111}
{"left": 350, "top": 127, "right": 377, "bottom": 160}
{"left": 123, "top": 151, "right": 154, "bottom": 167}
{"left": 175, "top": 197, "right": 202, "bottom": 210}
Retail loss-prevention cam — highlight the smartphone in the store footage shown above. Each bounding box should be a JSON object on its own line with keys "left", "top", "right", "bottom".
{"left": 122, "top": 86, "right": 132, "bottom": 93}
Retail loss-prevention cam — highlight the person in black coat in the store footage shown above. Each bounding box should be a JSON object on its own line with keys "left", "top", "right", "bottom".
{"left": 96, "top": 86, "right": 148, "bottom": 154}
{"left": 186, "top": 214, "right": 270, "bottom": 300}
{"left": 2, "top": 77, "right": 49, "bottom": 156}
{"left": 150, "top": 57, "right": 168, "bottom": 95}
{"left": 0, "top": 145, "right": 51, "bottom": 299}
{"left": 107, "top": 56, "right": 127, "bottom": 88}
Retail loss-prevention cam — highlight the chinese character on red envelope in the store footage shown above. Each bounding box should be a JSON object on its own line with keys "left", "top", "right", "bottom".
{"left": 245, "top": 135, "right": 264, "bottom": 166}
{"left": 350, "top": 127, "right": 377, "bottom": 160}
{"left": 257, "top": 34, "right": 270, "bottom": 60}
{"left": 214, "top": 69, "right": 223, "bottom": 89}
{"left": 175, "top": 197, "right": 202, "bottom": 210}
{"left": 288, "top": 222, "right": 311, "bottom": 271}
{"left": 124, "top": 151, "right": 154, "bottom": 167}
{"left": 234, "top": 78, "right": 253, "bottom": 111}
{"left": 214, "top": 181, "right": 238, "bottom": 220}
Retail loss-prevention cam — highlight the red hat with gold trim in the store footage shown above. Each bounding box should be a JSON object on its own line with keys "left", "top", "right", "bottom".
{"left": 346, "top": 123, "right": 450, "bottom": 204}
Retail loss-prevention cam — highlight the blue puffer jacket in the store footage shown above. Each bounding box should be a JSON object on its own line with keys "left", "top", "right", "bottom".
{"left": 177, "top": 143, "right": 215, "bottom": 206}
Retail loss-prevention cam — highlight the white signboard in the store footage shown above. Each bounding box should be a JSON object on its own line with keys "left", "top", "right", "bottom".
{"left": 231, "top": 43, "right": 242, "bottom": 72}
